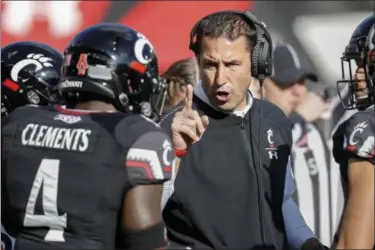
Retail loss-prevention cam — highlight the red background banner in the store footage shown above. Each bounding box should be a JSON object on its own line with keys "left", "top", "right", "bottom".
{"left": 1, "top": 1, "right": 252, "bottom": 72}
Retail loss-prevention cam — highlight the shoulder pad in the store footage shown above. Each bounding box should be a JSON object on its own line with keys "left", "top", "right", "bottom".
{"left": 115, "top": 115, "right": 173, "bottom": 186}
{"left": 123, "top": 116, "right": 173, "bottom": 186}
{"left": 343, "top": 111, "right": 375, "bottom": 159}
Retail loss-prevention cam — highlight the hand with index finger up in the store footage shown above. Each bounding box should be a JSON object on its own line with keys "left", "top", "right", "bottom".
{"left": 171, "top": 85, "right": 209, "bottom": 151}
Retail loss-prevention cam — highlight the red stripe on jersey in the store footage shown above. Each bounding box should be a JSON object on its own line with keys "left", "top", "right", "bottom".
{"left": 3, "top": 79, "right": 20, "bottom": 92}
{"left": 370, "top": 149, "right": 375, "bottom": 158}
{"left": 55, "top": 105, "right": 92, "bottom": 115}
{"left": 55, "top": 105, "right": 115, "bottom": 115}
{"left": 346, "top": 145, "right": 356, "bottom": 152}
{"left": 126, "top": 160, "right": 154, "bottom": 179}
{"left": 164, "top": 166, "right": 172, "bottom": 172}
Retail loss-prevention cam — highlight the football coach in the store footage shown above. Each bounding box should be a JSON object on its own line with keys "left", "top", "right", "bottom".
{"left": 160, "top": 10, "right": 327, "bottom": 250}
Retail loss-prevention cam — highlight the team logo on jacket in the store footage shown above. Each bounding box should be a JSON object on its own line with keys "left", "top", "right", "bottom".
{"left": 266, "top": 129, "right": 278, "bottom": 159}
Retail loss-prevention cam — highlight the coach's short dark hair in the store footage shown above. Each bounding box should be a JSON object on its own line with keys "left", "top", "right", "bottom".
{"left": 193, "top": 12, "right": 257, "bottom": 54}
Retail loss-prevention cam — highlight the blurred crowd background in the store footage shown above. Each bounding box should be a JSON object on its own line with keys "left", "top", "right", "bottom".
{"left": 1, "top": 0, "right": 374, "bottom": 247}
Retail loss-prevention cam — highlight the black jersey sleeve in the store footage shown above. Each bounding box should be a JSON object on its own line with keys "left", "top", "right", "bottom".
{"left": 332, "top": 123, "right": 346, "bottom": 165}
{"left": 116, "top": 115, "right": 174, "bottom": 187}
{"left": 342, "top": 111, "right": 375, "bottom": 162}
{"left": 126, "top": 130, "right": 174, "bottom": 186}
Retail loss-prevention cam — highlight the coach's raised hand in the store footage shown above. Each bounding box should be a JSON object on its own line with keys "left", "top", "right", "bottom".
{"left": 171, "top": 85, "right": 209, "bottom": 150}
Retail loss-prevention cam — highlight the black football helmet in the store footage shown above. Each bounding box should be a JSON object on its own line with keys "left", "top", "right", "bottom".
{"left": 337, "top": 15, "right": 374, "bottom": 110}
{"left": 1, "top": 41, "right": 63, "bottom": 116}
{"left": 59, "top": 23, "right": 164, "bottom": 117}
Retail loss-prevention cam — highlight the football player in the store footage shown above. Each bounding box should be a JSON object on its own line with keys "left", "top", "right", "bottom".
{"left": 332, "top": 18, "right": 374, "bottom": 249}
{"left": 2, "top": 23, "right": 173, "bottom": 249}
{"left": 1, "top": 41, "right": 63, "bottom": 250}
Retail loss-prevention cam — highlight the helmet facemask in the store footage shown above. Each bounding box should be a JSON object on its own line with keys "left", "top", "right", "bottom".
{"left": 150, "top": 77, "right": 168, "bottom": 117}
{"left": 366, "top": 48, "right": 375, "bottom": 105}
{"left": 337, "top": 38, "right": 374, "bottom": 110}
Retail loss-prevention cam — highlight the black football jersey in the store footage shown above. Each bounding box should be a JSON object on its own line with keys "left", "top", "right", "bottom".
{"left": 332, "top": 105, "right": 375, "bottom": 182}
{"left": 1, "top": 105, "right": 173, "bottom": 249}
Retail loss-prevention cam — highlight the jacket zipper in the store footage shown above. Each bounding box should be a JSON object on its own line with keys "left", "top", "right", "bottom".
{"left": 240, "top": 118, "right": 265, "bottom": 244}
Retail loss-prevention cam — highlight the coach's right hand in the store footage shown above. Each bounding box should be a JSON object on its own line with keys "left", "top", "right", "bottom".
{"left": 171, "top": 85, "right": 209, "bottom": 150}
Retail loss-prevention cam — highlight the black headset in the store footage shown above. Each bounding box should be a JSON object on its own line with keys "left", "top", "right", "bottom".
{"left": 189, "top": 9, "right": 273, "bottom": 82}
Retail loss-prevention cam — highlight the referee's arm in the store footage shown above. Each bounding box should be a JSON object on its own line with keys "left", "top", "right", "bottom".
{"left": 282, "top": 159, "right": 316, "bottom": 249}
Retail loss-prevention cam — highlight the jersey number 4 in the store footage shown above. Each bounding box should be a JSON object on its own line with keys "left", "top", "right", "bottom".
{"left": 23, "top": 159, "right": 67, "bottom": 242}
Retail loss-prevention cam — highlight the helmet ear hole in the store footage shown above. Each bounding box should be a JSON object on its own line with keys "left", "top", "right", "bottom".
{"left": 118, "top": 93, "right": 129, "bottom": 107}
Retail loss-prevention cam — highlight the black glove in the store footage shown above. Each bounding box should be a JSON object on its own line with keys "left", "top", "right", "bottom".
{"left": 301, "top": 237, "right": 330, "bottom": 250}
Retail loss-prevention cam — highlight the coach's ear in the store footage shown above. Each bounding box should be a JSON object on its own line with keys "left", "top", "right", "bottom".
{"left": 249, "top": 78, "right": 261, "bottom": 99}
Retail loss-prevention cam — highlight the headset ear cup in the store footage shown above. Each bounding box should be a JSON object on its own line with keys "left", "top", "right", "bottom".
{"left": 190, "top": 42, "right": 196, "bottom": 54}
{"left": 260, "top": 40, "right": 272, "bottom": 76}
{"left": 251, "top": 43, "right": 261, "bottom": 78}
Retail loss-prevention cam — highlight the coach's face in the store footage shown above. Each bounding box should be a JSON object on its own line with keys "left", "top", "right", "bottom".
{"left": 199, "top": 36, "right": 251, "bottom": 112}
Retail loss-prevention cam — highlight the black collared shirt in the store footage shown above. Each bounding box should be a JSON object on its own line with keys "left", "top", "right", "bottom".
{"left": 160, "top": 95, "right": 293, "bottom": 249}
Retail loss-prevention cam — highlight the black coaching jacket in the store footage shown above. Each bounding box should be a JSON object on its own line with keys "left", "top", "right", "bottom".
{"left": 160, "top": 94, "right": 293, "bottom": 249}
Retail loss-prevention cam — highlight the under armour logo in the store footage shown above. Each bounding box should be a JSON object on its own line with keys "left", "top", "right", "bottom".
{"left": 268, "top": 150, "right": 278, "bottom": 159}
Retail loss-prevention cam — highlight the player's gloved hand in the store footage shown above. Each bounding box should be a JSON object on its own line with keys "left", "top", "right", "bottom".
{"left": 171, "top": 85, "right": 209, "bottom": 151}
